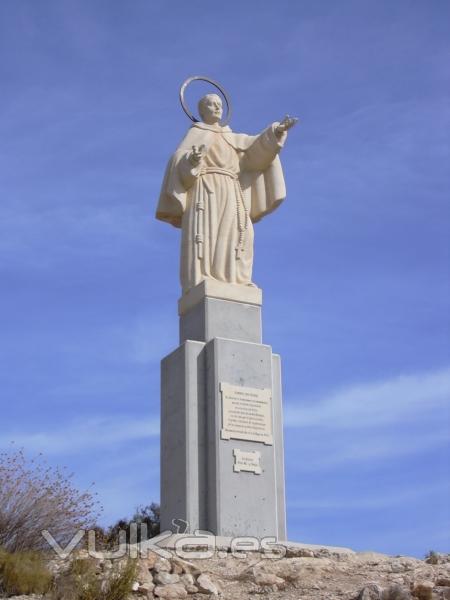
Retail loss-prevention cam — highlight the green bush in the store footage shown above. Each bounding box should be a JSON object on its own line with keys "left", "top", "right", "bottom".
{"left": 51, "top": 557, "right": 137, "bottom": 600}
{"left": 93, "top": 503, "right": 160, "bottom": 549}
{"left": 0, "top": 548, "right": 53, "bottom": 595}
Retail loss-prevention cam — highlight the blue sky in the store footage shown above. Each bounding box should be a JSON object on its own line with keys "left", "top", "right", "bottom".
{"left": 0, "top": 1, "right": 449, "bottom": 558}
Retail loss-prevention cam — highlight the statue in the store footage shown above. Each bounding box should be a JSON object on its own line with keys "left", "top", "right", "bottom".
{"left": 156, "top": 77, "right": 298, "bottom": 295}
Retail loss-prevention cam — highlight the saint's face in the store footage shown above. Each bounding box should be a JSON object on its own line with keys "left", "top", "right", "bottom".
{"left": 200, "top": 95, "right": 223, "bottom": 124}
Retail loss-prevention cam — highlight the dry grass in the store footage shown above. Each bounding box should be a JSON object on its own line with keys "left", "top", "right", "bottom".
{"left": 0, "top": 548, "right": 53, "bottom": 595}
{"left": 0, "top": 446, "right": 101, "bottom": 552}
{"left": 51, "top": 557, "right": 137, "bottom": 600}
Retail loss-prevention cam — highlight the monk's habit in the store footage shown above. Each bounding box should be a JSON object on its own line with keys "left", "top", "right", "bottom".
{"left": 156, "top": 122, "right": 287, "bottom": 293}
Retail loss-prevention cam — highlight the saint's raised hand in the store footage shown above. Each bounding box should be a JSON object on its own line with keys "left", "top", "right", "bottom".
{"left": 275, "top": 115, "right": 299, "bottom": 137}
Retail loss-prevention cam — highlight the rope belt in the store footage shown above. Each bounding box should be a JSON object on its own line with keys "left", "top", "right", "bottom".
{"left": 197, "top": 168, "right": 249, "bottom": 260}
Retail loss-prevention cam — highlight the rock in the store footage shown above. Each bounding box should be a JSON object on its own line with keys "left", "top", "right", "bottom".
{"left": 437, "top": 578, "right": 450, "bottom": 587}
{"left": 137, "top": 564, "right": 154, "bottom": 585}
{"left": 170, "top": 557, "right": 201, "bottom": 576}
{"left": 171, "top": 561, "right": 183, "bottom": 575}
{"left": 197, "top": 573, "right": 221, "bottom": 595}
{"left": 185, "top": 584, "right": 198, "bottom": 593}
{"left": 440, "top": 588, "right": 450, "bottom": 600}
{"left": 154, "top": 572, "right": 181, "bottom": 585}
{"left": 253, "top": 571, "right": 285, "bottom": 587}
{"left": 153, "top": 557, "right": 172, "bottom": 573}
{"left": 382, "top": 584, "right": 412, "bottom": 599}
{"left": 138, "top": 582, "right": 155, "bottom": 594}
{"left": 180, "top": 573, "right": 195, "bottom": 586}
{"left": 154, "top": 583, "right": 188, "bottom": 598}
{"left": 412, "top": 581, "right": 434, "bottom": 600}
{"left": 140, "top": 551, "right": 159, "bottom": 570}
{"left": 357, "top": 583, "right": 384, "bottom": 599}
{"left": 132, "top": 581, "right": 140, "bottom": 592}
{"left": 284, "top": 546, "right": 315, "bottom": 558}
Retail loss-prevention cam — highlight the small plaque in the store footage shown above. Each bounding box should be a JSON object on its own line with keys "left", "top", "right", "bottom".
{"left": 220, "top": 382, "right": 273, "bottom": 445}
{"left": 233, "top": 449, "right": 262, "bottom": 474}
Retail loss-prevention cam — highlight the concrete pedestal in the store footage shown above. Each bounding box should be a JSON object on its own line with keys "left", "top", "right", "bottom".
{"left": 160, "top": 283, "right": 286, "bottom": 540}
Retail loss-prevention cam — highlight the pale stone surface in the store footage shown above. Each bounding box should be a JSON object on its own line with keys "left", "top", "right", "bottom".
{"left": 160, "top": 335, "right": 286, "bottom": 539}
{"left": 160, "top": 340, "right": 206, "bottom": 533}
{"left": 253, "top": 570, "right": 285, "bottom": 587}
{"left": 157, "top": 93, "right": 297, "bottom": 296}
{"left": 233, "top": 448, "right": 262, "bottom": 474}
{"left": 197, "top": 573, "right": 221, "bottom": 595}
{"left": 154, "top": 572, "right": 181, "bottom": 585}
{"left": 178, "top": 279, "right": 261, "bottom": 315}
{"left": 205, "top": 337, "right": 285, "bottom": 538}
{"left": 220, "top": 382, "right": 273, "bottom": 444}
{"left": 154, "top": 583, "right": 188, "bottom": 598}
{"left": 43, "top": 547, "right": 450, "bottom": 600}
{"left": 179, "top": 296, "right": 262, "bottom": 344}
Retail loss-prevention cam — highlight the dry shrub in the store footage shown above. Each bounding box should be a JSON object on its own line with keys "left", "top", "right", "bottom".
{"left": 0, "top": 446, "right": 102, "bottom": 552}
{"left": 51, "top": 557, "right": 137, "bottom": 600}
{"left": 0, "top": 548, "right": 53, "bottom": 595}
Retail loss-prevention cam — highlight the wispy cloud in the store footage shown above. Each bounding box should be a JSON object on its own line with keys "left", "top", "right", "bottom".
{"left": 285, "top": 366, "right": 450, "bottom": 429}
{"left": 0, "top": 415, "right": 159, "bottom": 456}
{"left": 287, "top": 480, "right": 450, "bottom": 511}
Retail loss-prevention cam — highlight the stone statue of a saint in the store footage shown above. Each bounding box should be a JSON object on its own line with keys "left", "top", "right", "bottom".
{"left": 156, "top": 91, "right": 297, "bottom": 294}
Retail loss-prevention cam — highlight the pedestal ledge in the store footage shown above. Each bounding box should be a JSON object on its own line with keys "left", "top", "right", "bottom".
{"left": 141, "top": 534, "right": 355, "bottom": 556}
{"left": 178, "top": 280, "right": 262, "bottom": 316}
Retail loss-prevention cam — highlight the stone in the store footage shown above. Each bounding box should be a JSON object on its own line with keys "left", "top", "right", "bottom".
{"left": 154, "top": 583, "right": 188, "bottom": 598}
{"left": 171, "top": 558, "right": 201, "bottom": 576}
{"left": 178, "top": 280, "right": 262, "bottom": 317}
{"left": 185, "top": 584, "right": 198, "bottom": 593}
{"left": 437, "top": 578, "right": 450, "bottom": 587}
{"left": 153, "top": 557, "right": 172, "bottom": 573}
{"left": 382, "top": 584, "right": 412, "bottom": 599}
{"left": 154, "top": 572, "right": 181, "bottom": 586}
{"left": 180, "top": 574, "right": 195, "bottom": 586}
{"left": 196, "top": 573, "right": 221, "bottom": 595}
{"left": 160, "top": 336, "right": 286, "bottom": 539}
{"left": 357, "top": 584, "right": 384, "bottom": 599}
{"left": 412, "top": 581, "right": 434, "bottom": 600}
{"left": 137, "top": 564, "right": 154, "bottom": 585}
{"left": 156, "top": 88, "right": 298, "bottom": 296}
{"left": 138, "top": 582, "right": 155, "bottom": 594}
{"left": 157, "top": 78, "right": 297, "bottom": 547}
{"left": 253, "top": 571, "right": 285, "bottom": 587}
{"left": 140, "top": 552, "right": 159, "bottom": 570}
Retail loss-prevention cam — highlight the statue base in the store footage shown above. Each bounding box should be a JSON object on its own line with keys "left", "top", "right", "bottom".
{"left": 161, "top": 284, "right": 286, "bottom": 540}
{"left": 178, "top": 280, "right": 262, "bottom": 315}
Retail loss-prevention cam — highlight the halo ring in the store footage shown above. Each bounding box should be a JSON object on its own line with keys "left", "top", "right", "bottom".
{"left": 179, "top": 76, "right": 232, "bottom": 126}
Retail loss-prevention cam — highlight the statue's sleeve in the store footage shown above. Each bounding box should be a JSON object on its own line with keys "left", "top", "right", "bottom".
{"left": 156, "top": 131, "right": 202, "bottom": 228}
{"left": 240, "top": 124, "right": 287, "bottom": 172}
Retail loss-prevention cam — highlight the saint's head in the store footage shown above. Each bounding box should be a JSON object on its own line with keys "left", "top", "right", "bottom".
{"left": 198, "top": 94, "right": 223, "bottom": 125}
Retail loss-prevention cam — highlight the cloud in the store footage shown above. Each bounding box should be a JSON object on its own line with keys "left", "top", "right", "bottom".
{"left": 0, "top": 415, "right": 159, "bottom": 456}
{"left": 287, "top": 480, "right": 450, "bottom": 511}
{"left": 284, "top": 366, "right": 450, "bottom": 430}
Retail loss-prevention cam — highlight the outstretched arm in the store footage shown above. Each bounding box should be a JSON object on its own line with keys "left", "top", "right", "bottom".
{"left": 241, "top": 115, "right": 299, "bottom": 172}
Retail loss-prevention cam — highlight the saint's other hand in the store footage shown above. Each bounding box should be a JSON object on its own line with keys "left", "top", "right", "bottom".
{"left": 189, "top": 144, "right": 206, "bottom": 166}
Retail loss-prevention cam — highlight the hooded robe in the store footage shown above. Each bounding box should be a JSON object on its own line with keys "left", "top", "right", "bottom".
{"left": 156, "top": 121, "right": 287, "bottom": 293}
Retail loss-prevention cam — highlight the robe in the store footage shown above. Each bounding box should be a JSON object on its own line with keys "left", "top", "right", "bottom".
{"left": 156, "top": 122, "right": 287, "bottom": 293}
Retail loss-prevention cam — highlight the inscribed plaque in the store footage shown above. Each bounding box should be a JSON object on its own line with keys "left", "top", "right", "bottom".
{"left": 220, "top": 382, "right": 273, "bottom": 445}
{"left": 233, "top": 449, "right": 262, "bottom": 474}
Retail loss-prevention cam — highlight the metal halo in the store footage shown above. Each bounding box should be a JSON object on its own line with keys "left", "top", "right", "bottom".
{"left": 179, "top": 76, "right": 232, "bottom": 126}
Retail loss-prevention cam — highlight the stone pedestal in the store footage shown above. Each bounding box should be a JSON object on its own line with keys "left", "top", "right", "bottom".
{"left": 160, "top": 282, "right": 286, "bottom": 540}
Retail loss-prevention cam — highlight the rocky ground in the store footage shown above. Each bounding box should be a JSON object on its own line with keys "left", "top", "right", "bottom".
{"left": 4, "top": 546, "right": 450, "bottom": 600}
